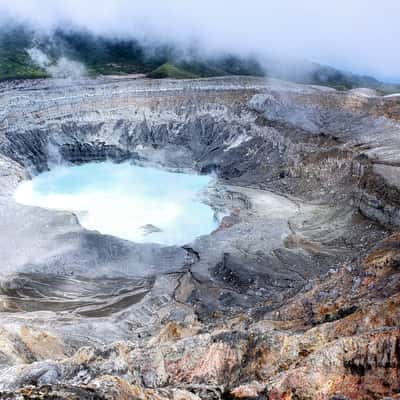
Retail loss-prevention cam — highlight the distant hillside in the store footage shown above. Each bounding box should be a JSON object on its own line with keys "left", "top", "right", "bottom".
{"left": 0, "top": 25, "right": 399, "bottom": 93}
{"left": 147, "top": 63, "right": 199, "bottom": 79}
{"left": 261, "top": 58, "right": 392, "bottom": 92}
{"left": 0, "top": 28, "right": 48, "bottom": 80}
{"left": 0, "top": 27, "right": 265, "bottom": 80}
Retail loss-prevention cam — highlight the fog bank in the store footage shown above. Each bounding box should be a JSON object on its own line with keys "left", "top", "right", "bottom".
{"left": 1, "top": 0, "right": 399, "bottom": 80}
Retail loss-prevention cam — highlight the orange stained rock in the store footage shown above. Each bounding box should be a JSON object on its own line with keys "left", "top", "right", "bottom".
{"left": 177, "top": 342, "right": 238, "bottom": 384}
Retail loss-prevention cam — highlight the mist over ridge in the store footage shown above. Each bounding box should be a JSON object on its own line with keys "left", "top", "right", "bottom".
{"left": 0, "top": 0, "right": 399, "bottom": 82}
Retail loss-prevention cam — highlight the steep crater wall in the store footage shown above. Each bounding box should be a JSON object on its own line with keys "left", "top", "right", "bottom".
{"left": 0, "top": 77, "right": 365, "bottom": 317}
{"left": 0, "top": 77, "right": 398, "bottom": 287}
{"left": 1, "top": 78, "right": 400, "bottom": 399}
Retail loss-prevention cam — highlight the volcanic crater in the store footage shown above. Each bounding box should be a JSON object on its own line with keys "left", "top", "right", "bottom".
{"left": 0, "top": 76, "right": 399, "bottom": 399}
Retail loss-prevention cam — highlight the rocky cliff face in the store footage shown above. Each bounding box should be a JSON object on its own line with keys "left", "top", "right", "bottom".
{"left": 0, "top": 76, "right": 399, "bottom": 399}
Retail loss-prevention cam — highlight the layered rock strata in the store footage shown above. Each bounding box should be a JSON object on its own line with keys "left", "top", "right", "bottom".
{"left": 0, "top": 76, "right": 399, "bottom": 399}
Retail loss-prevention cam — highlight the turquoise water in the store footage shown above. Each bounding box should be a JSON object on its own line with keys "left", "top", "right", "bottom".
{"left": 14, "top": 162, "right": 217, "bottom": 245}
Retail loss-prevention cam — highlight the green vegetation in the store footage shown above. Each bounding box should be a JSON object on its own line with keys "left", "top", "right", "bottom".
{"left": 0, "top": 27, "right": 266, "bottom": 81}
{"left": 147, "top": 63, "right": 199, "bottom": 79}
{"left": 376, "top": 83, "right": 400, "bottom": 95}
{"left": 263, "top": 59, "right": 400, "bottom": 93}
{"left": 52, "top": 30, "right": 162, "bottom": 76}
{"left": 0, "top": 25, "right": 399, "bottom": 93}
{"left": 0, "top": 28, "right": 48, "bottom": 80}
{"left": 177, "top": 55, "right": 266, "bottom": 78}
{"left": 306, "top": 65, "right": 382, "bottom": 91}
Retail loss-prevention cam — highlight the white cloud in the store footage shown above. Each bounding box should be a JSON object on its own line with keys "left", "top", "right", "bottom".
{"left": 1, "top": 0, "right": 399, "bottom": 80}
{"left": 27, "top": 47, "right": 87, "bottom": 78}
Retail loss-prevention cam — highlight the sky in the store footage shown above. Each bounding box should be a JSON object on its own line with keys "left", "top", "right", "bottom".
{"left": 0, "top": 0, "right": 399, "bottom": 81}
